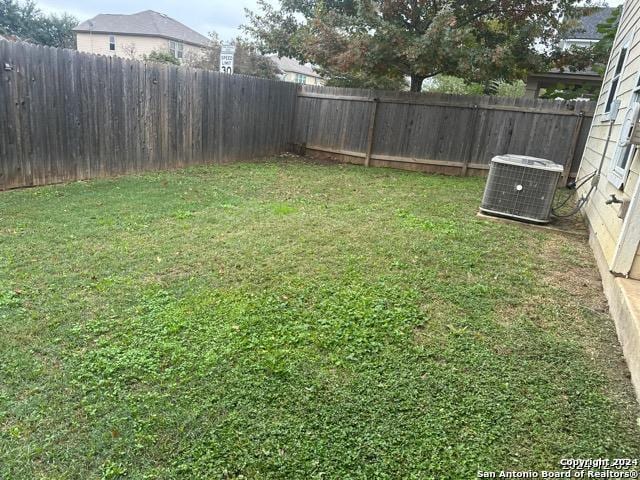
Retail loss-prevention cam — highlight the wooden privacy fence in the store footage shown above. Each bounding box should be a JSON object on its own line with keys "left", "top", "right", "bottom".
{"left": 0, "top": 40, "right": 597, "bottom": 190}
{"left": 291, "top": 85, "right": 595, "bottom": 183}
{"left": 0, "top": 41, "right": 297, "bottom": 189}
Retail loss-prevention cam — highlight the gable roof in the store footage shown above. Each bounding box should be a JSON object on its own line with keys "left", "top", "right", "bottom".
{"left": 269, "top": 56, "right": 321, "bottom": 78}
{"left": 0, "top": 33, "right": 20, "bottom": 42}
{"left": 568, "top": 7, "right": 614, "bottom": 40}
{"left": 73, "top": 10, "right": 209, "bottom": 47}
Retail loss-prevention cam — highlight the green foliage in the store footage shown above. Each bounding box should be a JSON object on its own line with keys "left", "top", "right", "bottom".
{"left": 423, "top": 76, "right": 524, "bottom": 97}
{"left": 324, "top": 70, "right": 407, "bottom": 90}
{"left": 423, "top": 75, "right": 484, "bottom": 95}
{"left": 143, "top": 50, "right": 181, "bottom": 65}
{"left": 592, "top": 6, "right": 622, "bottom": 75}
{"left": 490, "top": 79, "right": 526, "bottom": 98}
{"left": 244, "top": 0, "right": 590, "bottom": 91}
{"left": 540, "top": 83, "right": 601, "bottom": 101}
{"left": 1, "top": 159, "right": 639, "bottom": 477}
{"left": 552, "top": 6, "right": 621, "bottom": 75}
{"left": 186, "top": 32, "right": 280, "bottom": 80}
{"left": 0, "top": 0, "right": 77, "bottom": 48}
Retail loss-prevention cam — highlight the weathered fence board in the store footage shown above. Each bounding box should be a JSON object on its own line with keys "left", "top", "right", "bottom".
{"left": 292, "top": 85, "right": 596, "bottom": 181}
{"left": 0, "top": 40, "right": 297, "bottom": 189}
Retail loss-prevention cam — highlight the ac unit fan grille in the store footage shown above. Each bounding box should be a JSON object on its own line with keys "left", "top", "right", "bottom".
{"left": 481, "top": 161, "right": 560, "bottom": 223}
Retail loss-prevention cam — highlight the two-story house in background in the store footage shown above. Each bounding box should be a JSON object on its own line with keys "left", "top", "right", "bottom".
{"left": 73, "top": 10, "right": 209, "bottom": 62}
{"left": 269, "top": 56, "right": 325, "bottom": 86}
{"left": 559, "top": 7, "right": 614, "bottom": 50}
{"left": 525, "top": 7, "right": 614, "bottom": 98}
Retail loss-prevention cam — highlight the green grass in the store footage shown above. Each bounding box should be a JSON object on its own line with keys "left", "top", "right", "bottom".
{"left": 0, "top": 157, "right": 638, "bottom": 479}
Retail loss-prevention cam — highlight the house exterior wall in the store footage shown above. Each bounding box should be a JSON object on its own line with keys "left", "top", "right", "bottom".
{"left": 577, "top": 0, "right": 640, "bottom": 279}
{"left": 76, "top": 32, "right": 205, "bottom": 62}
{"left": 560, "top": 38, "right": 598, "bottom": 50}
{"left": 280, "top": 71, "right": 324, "bottom": 86}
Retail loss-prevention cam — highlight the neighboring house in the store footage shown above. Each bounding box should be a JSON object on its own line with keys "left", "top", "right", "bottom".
{"left": 269, "top": 56, "right": 324, "bottom": 86}
{"left": 560, "top": 7, "right": 613, "bottom": 50}
{"left": 73, "top": 10, "right": 209, "bottom": 62}
{"left": 0, "top": 33, "right": 20, "bottom": 42}
{"left": 577, "top": 0, "right": 640, "bottom": 398}
{"left": 525, "top": 7, "right": 613, "bottom": 98}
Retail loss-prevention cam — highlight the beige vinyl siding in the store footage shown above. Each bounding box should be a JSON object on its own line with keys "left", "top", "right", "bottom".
{"left": 76, "top": 33, "right": 205, "bottom": 62}
{"left": 281, "top": 71, "right": 324, "bottom": 86}
{"left": 578, "top": 0, "right": 640, "bottom": 278}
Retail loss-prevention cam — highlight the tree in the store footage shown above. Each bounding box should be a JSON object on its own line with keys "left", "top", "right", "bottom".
{"left": 234, "top": 40, "right": 281, "bottom": 79}
{"left": 544, "top": 6, "right": 620, "bottom": 100}
{"left": 423, "top": 75, "right": 484, "bottom": 95}
{"left": 490, "top": 79, "right": 525, "bottom": 97}
{"left": 143, "top": 50, "right": 181, "bottom": 65}
{"left": 550, "top": 5, "right": 620, "bottom": 76}
{"left": 592, "top": 5, "right": 621, "bottom": 74}
{"left": 324, "top": 71, "right": 407, "bottom": 90}
{"left": 422, "top": 75, "right": 524, "bottom": 97}
{"left": 39, "top": 13, "right": 77, "bottom": 48}
{"left": 539, "top": 83, "right": 600, "bottom": 101}
{"left": 0, "top": 0, "right": 77, "bottom": 48}
{"left": 121, "top": 43, "right": 138, "bottom": 60}
{"left": 185, "top": 32, "right": 280, "bottom": 79}
{"left": 244, "top": 0, "right": 593, "bottom": 92}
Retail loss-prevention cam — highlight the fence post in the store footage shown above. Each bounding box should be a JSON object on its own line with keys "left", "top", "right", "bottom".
{"left": 562, "top": 111, "right": 585, "bottom": 185}
{"left": 365, "top": 98, "right": 379, "bottom": 167}
{"left": 288, "top": 84, "right": 301, "bottom": 152}
{"left": 461, "top": 104, "right": 479, "bottom": 177}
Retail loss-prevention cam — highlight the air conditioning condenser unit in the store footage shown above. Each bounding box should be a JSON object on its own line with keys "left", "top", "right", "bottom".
{"left": 480, "top": 155, "right": 564, "bottom": 224}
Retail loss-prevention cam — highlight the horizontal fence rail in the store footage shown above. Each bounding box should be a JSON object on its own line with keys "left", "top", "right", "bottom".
{"left": 291, "top": 85, "right": 596, "bottom": 182}
{"left": 0, "top": 40, "right": 298, "bottom": 190}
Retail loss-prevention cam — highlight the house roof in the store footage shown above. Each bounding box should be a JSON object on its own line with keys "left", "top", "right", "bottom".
{"left": 269, "top": 56, "right": 322, "bottom": 78}
{"left": 0, "top": 32, "right": 20, "bottom": 42}
{"left": 73, "top": 10, "right": 210, "bottom": 47}
{"left": 528, "top": 70, "right": 602, "bottom": 84}
{"left": 567, "top": 7, "right": 614, "bottom": 40}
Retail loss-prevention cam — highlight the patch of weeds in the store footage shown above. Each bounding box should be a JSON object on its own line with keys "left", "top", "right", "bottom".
{"left": 0, "top": 289, "right": 21, "bottom": 309}
{"left": 396, "top": 208, "right": 457, "bottom": 234}
{"left": 271, "top": 202, "right": 297, "bottom": 215}
{"left": 171, "top": 210, "right": 195, "bottom": 219}
{"left": 100, "top": 461, "right": 127, "bottom": 480}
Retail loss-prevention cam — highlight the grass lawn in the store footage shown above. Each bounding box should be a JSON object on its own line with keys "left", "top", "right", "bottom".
{"left": 0, "top": 157, "right": 639, "bottom": 479}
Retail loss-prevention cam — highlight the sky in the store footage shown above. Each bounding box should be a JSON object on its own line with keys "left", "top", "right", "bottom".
{"left": 38, "top": 0, "right": 273, "bottom": 41}
{"left": 38, "top": 0, "right": 625, "bottom": 43}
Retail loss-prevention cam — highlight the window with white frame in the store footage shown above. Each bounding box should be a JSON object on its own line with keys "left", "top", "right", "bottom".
{"left": 295, "top": 73, "right": 307, "bottom": 84}
{"left": 169, "top": 41, "right": 184, "bottom": 60}
{"left": 608, "top": 77, "right": 640, "bottom": 189}
{"left": 109, "top": 35, "right": 115, "bottom": 51}
{"left": 604, "top": 42, "right": 629, "bottom": 115}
